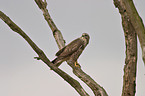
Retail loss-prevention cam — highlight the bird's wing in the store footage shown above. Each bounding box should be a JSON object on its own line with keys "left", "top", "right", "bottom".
{"left": 56, "top": 38, "right": 84, "bottom": 57}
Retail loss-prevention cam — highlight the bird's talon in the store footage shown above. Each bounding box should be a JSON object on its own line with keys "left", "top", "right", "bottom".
{"left": 75, "top": 62, "right": 81, "bottom": 68}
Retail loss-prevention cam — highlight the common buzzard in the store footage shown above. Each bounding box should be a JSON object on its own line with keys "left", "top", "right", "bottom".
{"left": 52, "top": 33, "right": 90, "bottom": 67}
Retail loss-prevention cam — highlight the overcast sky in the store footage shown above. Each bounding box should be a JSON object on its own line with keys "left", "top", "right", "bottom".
{"left": 0, "top": 0, "right": 145, "bottom": 96}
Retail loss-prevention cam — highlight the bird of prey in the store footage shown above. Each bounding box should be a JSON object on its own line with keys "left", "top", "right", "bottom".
{"left": 52, "top": 33, "right": 90, "bottom": 67}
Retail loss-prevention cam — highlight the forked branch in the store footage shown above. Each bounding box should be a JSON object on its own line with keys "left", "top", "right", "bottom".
{"left": 0, "top": 11, "right": 89, "bottom": 96}
{"left": 115, "top": 0, "right": 145, "bottom": 65}
{"left": 34, "top": 0, "right": 108, "bottom": 95}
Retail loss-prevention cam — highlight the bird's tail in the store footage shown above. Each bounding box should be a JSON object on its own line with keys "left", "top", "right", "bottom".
{"left": 51, "top": 58, "right": 58, "bottom": 64}
{"left": 51, "top": 58, "right": 61, "bottom": 67}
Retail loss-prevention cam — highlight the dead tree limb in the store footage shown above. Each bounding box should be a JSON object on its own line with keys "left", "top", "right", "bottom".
{"left": 35, "top": 0, "right": 65, "bottom": 49}
{"left": 114, "top": 0, "right": 138, "bottom": 96}
{"left": 34, "top": 0, "right": 108, "bottom": 95}
{"left": 0, "top": 11, "right": 89, "bottom": 96}
{"left": 115, "top": 0, "right": 145, "bottom": 65}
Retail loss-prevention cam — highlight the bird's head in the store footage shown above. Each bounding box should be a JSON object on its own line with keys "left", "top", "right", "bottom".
{"left": 81, "top": 33, "right": 90, "bottom": 44}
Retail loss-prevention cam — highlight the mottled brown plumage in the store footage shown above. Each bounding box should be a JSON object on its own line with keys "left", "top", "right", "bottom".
{"left": 52, "top": 33, "right": 90, "bottom": 67}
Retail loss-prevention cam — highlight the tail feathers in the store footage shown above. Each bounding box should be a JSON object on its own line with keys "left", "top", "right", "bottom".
{"left": 51, "top": 58, "right": 62, "bottom": 67}
{"left": 51, "top": 58, "right": 58, "bottom": 64}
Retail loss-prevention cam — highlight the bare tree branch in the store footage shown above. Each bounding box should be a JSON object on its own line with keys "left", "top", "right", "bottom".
{"left": 34, "top": 0, "right": 108, "bottom": 96}
{"left": 114, "top": 1, "right": 137, "bottom": 96}
{"left": 0, "top": 11, "right": 89, "bottom": 96}
{"left": 115, "top": 0, "right": 145, "bottom": 65}
{"left": 35, "top": 0, "right": 65, "bottom": 49}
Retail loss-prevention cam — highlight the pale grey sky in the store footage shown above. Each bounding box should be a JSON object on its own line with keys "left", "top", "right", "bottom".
{"left": 0, "top": 0, "right": 145, "bottom": 96}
